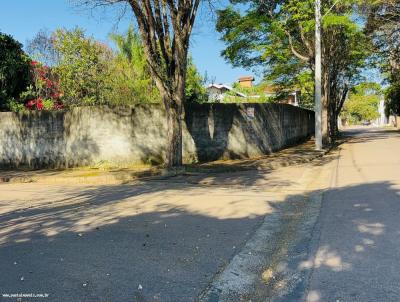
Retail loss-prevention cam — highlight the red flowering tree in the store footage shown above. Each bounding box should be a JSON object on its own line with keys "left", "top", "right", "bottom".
{"left": 24, "top": 60, "right": 63, "bottom": 110}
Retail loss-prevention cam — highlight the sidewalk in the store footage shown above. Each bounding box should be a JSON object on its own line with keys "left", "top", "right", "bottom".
{"left": 0, "top": 140, "right": 326, "bottom": 185}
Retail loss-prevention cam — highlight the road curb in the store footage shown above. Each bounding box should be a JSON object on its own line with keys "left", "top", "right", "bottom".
{"left": 198, "top": 188, "right": 325, "bottom": 302}
{"left": 0, "top": 150, "right": 329, "bottom": 185}
{"left": 198, "top": 150, "right": 336, "bottom": 301}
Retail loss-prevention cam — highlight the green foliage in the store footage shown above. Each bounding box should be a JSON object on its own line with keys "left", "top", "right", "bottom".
{"left": 185, "top": 57, "right": 207, "bottom": 103}
{"left": 7, "top": 98, "right": 25, "bottom": 112}
{"left": 10, "top": 25, "right": 207, "bottom": 110}
{"left": 223, "top": 95, "right": 274, "bottom": 104}
{"left": 296, "top": 71, "right": 314, "bottom": 109}
{"left": 385, "top": 83, "right": 400, "bottom": 116}
{"left": 0, "top": 32, "right": 31, "bottom": 111}
{"left": 53, "top": 28, "right": 112, "bottom": 106}
{"left": 108, "top": 26, "right": 160, "bottom": 104}
{"left": 226, "top": 82, "right": 275, "bottom": 103}
{"left": 363, "top": 1, "right": 399, "bottom": 115}
{"left": 109, "top": 25, "right": 147, "bottom": 72}
{"left": 342, "top": 82, "right": 381, "bottom": 123}
{"left": 19, "top": 85, "right": 36, "bottom": 103}
{"left": 231, "top": 83, "right": 262, "bottom": 95}
{"left": 42, "top": 99, "right": 55, "bottom": 110}
{"left": 216, "top": 0, "right": 371, "bottom": 117}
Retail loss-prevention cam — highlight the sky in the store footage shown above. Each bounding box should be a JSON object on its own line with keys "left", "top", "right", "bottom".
{"left": 0, "top": 0, "right": 254, "bottom": 85}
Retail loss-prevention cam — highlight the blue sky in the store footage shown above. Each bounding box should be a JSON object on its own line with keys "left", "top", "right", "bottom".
{"left": 0, "top": 0, "right": 254, "bottom": 84}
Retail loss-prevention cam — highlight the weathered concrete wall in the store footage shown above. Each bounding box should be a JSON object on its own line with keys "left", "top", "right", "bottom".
{"left": 0, "top": 103, "right": 314, "bottom": 169}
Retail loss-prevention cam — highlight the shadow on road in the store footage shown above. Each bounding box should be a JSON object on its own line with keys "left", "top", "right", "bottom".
{"left": 1, "top": 127, "right": 398, "bottom": 301}
{"left": 1, "top": 178, "right": 399, "bottom": 301}
{"left": 0, "top": 167, "right": 282, "bottom": 302}
{"left": 252, "top": 181, "right": 400, "bottom": 302}
{"left": 341, "top": 127, "right": 400, "bottom": 145}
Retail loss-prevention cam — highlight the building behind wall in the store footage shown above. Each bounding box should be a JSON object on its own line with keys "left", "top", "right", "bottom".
{"left": 207, "top": 76, "right": 301, "bottom": 106}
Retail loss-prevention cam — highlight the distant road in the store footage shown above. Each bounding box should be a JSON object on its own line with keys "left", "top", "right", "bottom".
{"left": 304, "top": 127, "right": 400, "bottom": 302}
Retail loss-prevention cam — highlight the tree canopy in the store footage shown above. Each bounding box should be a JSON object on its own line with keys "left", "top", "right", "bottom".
{"left": 53, "top": 28, "right": 113, "bottom": 105}
{"left": 0, "top": 32, "right": 31, "bottom": 110}
{"left": 108, "top": 25, "right": 160, "bottom": 104}
{"left": 342, "top": 82, "right": 381, "bottom": 123}
{"left": 80, "top": 0, "right": 204, "bottom": 166}
{"left": 364, "top": 0, "right": 400, "bottom": 115}
{"left": 216, "top": 0, "right": 372, "bottom": 140}
{"left": 26, "top": 29, "right": 60, "bottom": 67}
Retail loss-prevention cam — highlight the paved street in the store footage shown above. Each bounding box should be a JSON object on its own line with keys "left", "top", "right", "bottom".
{"left": 0, "top": 152, "right": 320, "bottom": 302}
{"left": 304, "top": 128, "right": 400, "bottom": 302}
{"left": 0, "top": 127, "right": 399, "bottom": 302}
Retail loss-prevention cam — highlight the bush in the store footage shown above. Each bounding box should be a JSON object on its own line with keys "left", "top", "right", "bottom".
{"left": 7, "top": 98, "right": 25, "bottom": 112}
{"left": 185, "top": 57, "right": 207, "bottom": 103}
{"left": 20, "top": 61, "right": 64, "bottom": 111}
{"left": 53, "top": 28, "right": 112, "bottom": 106}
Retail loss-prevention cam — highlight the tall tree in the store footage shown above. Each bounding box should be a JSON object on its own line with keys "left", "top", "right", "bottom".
{"left": 216, "top": 0, "right": 370, "bottom": 141}
{"left": 0, "top": 32, "right": 31, "bottom": 111}
{"left": 109, "top": 25, "right": 160, "bottom": 104}
{"left": 364, "top": 0, "right": 400, "bottom": 116}
{"left": 80, "top": 0, "right": 203, "bottom": 167}
{"left": 342, "top": 82, "right": 381, "bottom": 124}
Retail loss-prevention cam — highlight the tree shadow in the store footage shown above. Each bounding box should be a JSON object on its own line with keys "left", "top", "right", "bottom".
{"left": 2, "top": 173, "right": 399, "bottom": 301}
{"left": 340, "top": 127, "right": 400, "bottom": 145}
{"left": 0, "top": 110, "right": 100, "bottom": 169}
{"left": 249, "top": 181, "right": 400, "bottom": 302}
{"left": 0, "top": 172, "right": 288, "bottom": 302}
{"left": 185, "top": 103, "right": 314, "bottom": 163}
{"left": 185, "top": 103, "right": 235, "bottom": 162}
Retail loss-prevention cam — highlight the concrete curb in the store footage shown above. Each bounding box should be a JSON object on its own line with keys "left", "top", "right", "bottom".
{"left": 198, "top": 148, "right": 337, "bottom": 301}
{"left": 0, "top": 153, "right": 326, "bottom": 185}
{"left": 198, "top": 189, "right": 325, "bottom": 302}
{"left": 0, "top": 144, "right": 333, "bottom": 185}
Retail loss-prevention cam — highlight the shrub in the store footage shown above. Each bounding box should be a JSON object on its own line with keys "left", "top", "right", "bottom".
{"left": 7, "top": 98, "right": 25, "bottom": 112}
{"left": 21, "top": 61, "right": 63, "bottom": 111}
{"left": 53, "top": 28, "right": 112, "bottom": 106}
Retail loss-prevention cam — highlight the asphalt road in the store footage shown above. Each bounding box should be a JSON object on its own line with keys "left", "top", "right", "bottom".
{"left": 1, "top": 127, "right": 398, "bottom": 302}
{"left": 304, "top": 127, "right": 400, "bottom": 302}
{"left": 0, "top": 156, "right": 313, "bottom": 302}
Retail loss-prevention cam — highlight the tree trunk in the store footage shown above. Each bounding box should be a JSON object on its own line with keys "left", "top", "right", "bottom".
{"left": 322, "top": 70, "right": 330, "bottom": 146}
{"left": 163, "top": 95, "right": 183, "bottom": 168}
{"left": 329, "top": 101, "right": 338, "bottom": 139}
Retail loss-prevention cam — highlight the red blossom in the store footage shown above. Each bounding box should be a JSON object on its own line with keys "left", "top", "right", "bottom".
{"left": 25, "top": 97, "right": 43, "bottom": 110}
{"left": 25, "top": 100, "right": 36, "bottom": 109}
{"left": 45, "top": 79, "right": 53, "bottom": 88}
{"left": 36, "top": 99, "right": 44, "bottom": 110}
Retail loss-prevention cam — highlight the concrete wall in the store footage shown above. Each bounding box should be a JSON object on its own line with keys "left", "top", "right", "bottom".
{"left": 0, "top": 103, "right": 314, "bottom": 169}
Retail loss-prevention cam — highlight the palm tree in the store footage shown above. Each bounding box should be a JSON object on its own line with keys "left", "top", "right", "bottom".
{"left": 109, "top": 25, "right": 147, "bottom": 76}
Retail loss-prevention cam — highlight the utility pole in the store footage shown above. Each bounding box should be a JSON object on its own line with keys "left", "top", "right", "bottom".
{"left": 315, "top": 0, "right": 323, "bottom": 150}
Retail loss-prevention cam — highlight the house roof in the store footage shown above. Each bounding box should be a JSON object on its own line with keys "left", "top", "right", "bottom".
{"left": 207, "top": 84, "right": 247, "bottom": 97}
{"left": 238, "top": 76, "right": 255, "bottom": 82}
